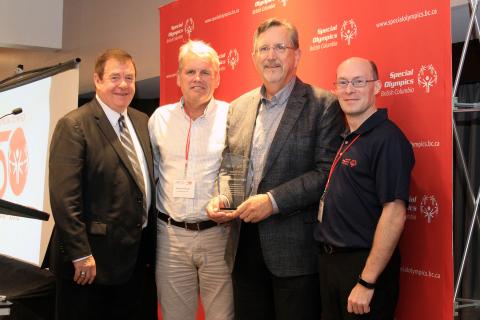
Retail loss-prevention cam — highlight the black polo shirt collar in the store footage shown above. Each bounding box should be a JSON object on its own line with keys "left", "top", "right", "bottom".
{"left": 343, "top": 108, "right": 388, "bottom": 140}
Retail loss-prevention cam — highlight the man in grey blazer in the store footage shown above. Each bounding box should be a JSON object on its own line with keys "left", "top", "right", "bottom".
{"left": 207, "top": 18, "right": 344, "bottom": 319}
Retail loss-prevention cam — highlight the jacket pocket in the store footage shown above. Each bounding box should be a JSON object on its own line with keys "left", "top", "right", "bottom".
{"left": 88, "top": 221, "right": 107, "bottom": 235}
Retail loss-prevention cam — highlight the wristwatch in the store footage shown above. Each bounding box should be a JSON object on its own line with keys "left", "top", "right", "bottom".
{"left": 358, "top": 276, "right": 376, "bottom": 289}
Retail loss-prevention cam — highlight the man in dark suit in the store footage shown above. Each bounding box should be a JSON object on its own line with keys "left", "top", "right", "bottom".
{"left": 49, "top": 49, "right": 156, "bottom": 320}
{"left": 207, "top": 18, "right": 344, "bottom": 319}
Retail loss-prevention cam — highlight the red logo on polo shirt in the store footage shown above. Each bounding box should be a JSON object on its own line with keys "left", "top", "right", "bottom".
{"left": 341, "top": 158, "right": 357, "bottom": 167}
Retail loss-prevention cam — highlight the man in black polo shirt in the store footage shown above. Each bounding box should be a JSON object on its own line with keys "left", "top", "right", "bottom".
{"left": 314, "top": 57, "right": 415, "bottom": 319}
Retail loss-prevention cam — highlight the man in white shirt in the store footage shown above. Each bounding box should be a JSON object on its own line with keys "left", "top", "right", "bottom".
{"left": 148, "top": 40, "right": 233, "bottom": 320}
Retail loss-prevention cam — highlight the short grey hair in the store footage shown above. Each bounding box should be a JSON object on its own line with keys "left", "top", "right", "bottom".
{"left": 178, "top": 40, "right": 220, "bottom": 73}
{"left": 253, "top": 18, "right": 299, "bottom": 52}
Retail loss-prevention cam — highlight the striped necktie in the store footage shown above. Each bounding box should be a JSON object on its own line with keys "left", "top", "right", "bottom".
{"left": 118, "top": 115, "right": 147, "bottom": 222}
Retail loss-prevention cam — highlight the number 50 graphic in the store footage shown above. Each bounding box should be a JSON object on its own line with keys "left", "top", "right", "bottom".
{"left": 0, "top": 128, "right": 28, "bottom": 197}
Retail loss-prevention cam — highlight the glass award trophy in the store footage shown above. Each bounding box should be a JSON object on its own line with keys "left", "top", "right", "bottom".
{"left": 217, "top": 153, "right": 249, "bottom": 211}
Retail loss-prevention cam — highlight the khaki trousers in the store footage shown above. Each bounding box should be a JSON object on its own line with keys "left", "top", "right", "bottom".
{"left": 156, "top": 219, "right": 234, "bottom": 320}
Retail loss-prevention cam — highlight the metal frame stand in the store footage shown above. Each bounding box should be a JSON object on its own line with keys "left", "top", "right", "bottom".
{"left": 453, "top": 0, "right": 480, "bottom": 316}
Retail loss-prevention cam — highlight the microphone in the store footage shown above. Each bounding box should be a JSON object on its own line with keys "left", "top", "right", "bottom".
{"left": 11, "top": 108, "right": 22, "bottom": 115}
{"left": 0, "top": 108, "right": 23, "bottom": 120}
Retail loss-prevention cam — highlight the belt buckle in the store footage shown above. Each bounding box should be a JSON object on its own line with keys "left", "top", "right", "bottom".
{"left": 167, "top": 216, "right": 172, "bottom": 227}
{"left": 323, "top": 243, "right": 334, "bottom": 254}
{"left": 183, "top": 221, "right": 200, "bottom": 231}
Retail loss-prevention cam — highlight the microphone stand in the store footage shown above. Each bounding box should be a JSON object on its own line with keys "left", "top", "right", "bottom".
{"left": 0, "top": 108, "right": 23, "bottom": 120}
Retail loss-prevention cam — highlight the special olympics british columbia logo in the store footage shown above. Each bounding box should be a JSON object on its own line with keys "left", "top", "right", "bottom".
{"left": 417, "top": 64, "right": 438, "bottom": 93}
{"left": 184, "top": 18, "right": 195, "bottom": 39}
{"left": 340, "top": 19, "right": 358, "bottom": 46}
{"left": 420, "top": 195, "right": 438, "bottom": 223}
{"left": 228, "top": 49, "right": 240, "bottom": 70}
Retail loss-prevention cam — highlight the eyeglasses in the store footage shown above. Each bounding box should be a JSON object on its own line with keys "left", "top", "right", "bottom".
{"left": 256, "top": 43, "right": 295, "bottom": 56}
{"left": 334, "top": 79, "right": 377, "bottom": 89}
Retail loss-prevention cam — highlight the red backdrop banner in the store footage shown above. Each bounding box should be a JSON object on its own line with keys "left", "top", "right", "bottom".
{"left": 159, "top": 1, "right": 453, "bottom": 319}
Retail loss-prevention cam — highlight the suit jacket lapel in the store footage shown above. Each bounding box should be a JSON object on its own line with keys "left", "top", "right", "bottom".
{"left": 262, "top": 79, "right": 306, "bottom": 178}
{"left": 128, "top": 109, "right": 154, "bottom": 185}
{"left": 91, "top": 100, "right": 142, "bottom": 190}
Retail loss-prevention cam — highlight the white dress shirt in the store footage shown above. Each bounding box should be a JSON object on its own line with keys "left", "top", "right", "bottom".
{"left": 97, "top": 95, "right": 151, "bottom": 215}
{"left": 149, "top": 98, "right": 229, "bottom": 222}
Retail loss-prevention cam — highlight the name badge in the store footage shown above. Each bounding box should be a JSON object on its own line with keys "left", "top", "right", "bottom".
{"left": 317, "top": 194, "right": 325, "bottom": 222}
{"left": 173, "top": 180, "right": 195, "bottom": 198}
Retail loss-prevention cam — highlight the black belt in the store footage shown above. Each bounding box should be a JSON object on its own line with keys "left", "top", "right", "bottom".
{"left": 318, "top": 242, "right": 366, "bottom": 255}
{"left": 157, "top": 211, "right": 219, "bottom": 231}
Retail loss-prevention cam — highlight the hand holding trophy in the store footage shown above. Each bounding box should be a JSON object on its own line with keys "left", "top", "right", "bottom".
{"left": 217, "top": 153, "right": 249, "bottom": 211}
{"left": 206, "top": 153, "right": 249, "bottom": 223}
